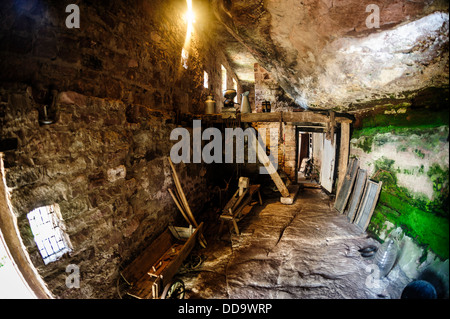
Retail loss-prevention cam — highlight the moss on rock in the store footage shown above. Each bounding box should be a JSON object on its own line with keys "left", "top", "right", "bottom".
{"left": 369, "top": 160, "right": 449, "bottom": 259}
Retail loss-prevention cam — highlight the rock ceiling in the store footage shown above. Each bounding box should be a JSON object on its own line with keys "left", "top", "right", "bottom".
{"left": 210, "top": 0, "right": 449, "bottom": 111}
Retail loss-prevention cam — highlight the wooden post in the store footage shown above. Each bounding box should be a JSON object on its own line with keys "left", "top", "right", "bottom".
{"left": 330, "top": 111, "right": 335, "bottom": 146}
{"left": 336, "top": 122, "right": 350, "bottom": 195}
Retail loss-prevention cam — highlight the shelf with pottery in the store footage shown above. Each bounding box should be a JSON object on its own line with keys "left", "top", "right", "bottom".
{"left": 202, "top": 89, "right": 353, "bottom": 125}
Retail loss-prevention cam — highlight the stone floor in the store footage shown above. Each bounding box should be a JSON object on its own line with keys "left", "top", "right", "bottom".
{"left": 177, "top": 188, "right": 410, "bottom": 299}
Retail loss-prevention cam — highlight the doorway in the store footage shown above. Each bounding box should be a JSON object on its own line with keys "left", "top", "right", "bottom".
{"left": 297, "top": 132, "right": 314, "bottom": 183}
{"left": 296, "top": 127, "right": 337, "bottom": 193}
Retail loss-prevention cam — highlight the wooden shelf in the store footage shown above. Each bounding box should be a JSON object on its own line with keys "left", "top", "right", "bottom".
{"left": 198, "top": 111, "right": 352, "bottom": 124}
{"left": 240, "top": 112, "right": 352, "bottom": 124}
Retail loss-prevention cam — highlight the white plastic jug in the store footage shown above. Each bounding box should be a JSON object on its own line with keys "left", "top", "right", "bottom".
{"left": 374, "top": 238, "right": 399, "bottom": 278}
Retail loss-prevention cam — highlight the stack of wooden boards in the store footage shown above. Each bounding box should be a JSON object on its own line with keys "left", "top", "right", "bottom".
{"left": 334, "top": 158, "right": 383, "bottom": 232}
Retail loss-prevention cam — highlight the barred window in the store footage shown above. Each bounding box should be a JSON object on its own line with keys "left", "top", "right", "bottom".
{"left": 27, "top": 204, "right": 72, "bottom": 265}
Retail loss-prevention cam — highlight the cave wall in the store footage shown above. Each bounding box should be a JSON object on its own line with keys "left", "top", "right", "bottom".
{"left": 211, "top": 0, "right": 449, "bottom": 110}
{"left": 0, "top": 0, "right": 240, "bottom": 298}
{"left": 1, "top": 0, "right": 448, "bottom": 299}
{"left": 350, "top": 101, "right": 449, "bottom": 278}
{"left": 254, "top": 63, "right": 298, "bottom": 112}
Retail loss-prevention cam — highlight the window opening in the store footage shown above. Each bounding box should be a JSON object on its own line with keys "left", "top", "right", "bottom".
{"left": 181, "top": 48, "right": 189, "bottom": 69}
{"left": 204, "top": 71, "right": 209, "bottom": 89}
{"left": 221, "top": 65, "right": 227, "bottom": 92}
{"left": 27, "top": 204, "right": 72, "bottom": 265}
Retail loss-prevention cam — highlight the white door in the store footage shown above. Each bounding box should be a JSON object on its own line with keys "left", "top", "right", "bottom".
{"left": 312, "top": 133, "right": 323, "bottom": 171}
{"left": 320, "top": 134, "right": 336, "bottom": 193}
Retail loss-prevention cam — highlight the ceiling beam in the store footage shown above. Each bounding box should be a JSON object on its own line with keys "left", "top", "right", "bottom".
{"left": 240, "top": 112, "right": 353, "bottom": 124}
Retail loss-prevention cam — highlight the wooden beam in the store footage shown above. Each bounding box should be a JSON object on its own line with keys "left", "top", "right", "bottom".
{"left": 283, "top": 112, "right": 329, "bottom": 124}
{"left": 330, "top": 111, "right": 335, "bottom": 145}
{"left": 280, "top": 184, "right": 300, "bottom": 205}
{"left": 240, "top": 112, "right": 352, "bottom": 124}
{"left": 168, "top": 188, "right": 193, "bottom": 228}
{"left": 249, "top": 130, "right": 290, "bottom": 198}
{"left": 336, "top": 122, "right": 350, "bottom": 194}
{"left": 240, "top": 112, "right": 282, "bottom": 123}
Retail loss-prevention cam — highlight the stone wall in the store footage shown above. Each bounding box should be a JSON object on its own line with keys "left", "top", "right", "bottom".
{"left": 0, "top": 0, "right": 239, "bottom": 298}
{"left": 0, "top": 87, "right": 210, "bottom": 298}
{"left": 206, "top": 48, "right": 243, "bottom": 113}
{"left": 244, "top": 63, "right": 299, "bottom": 181}
{"left": 0, "top": 0, "right": 239, "bottom": 115}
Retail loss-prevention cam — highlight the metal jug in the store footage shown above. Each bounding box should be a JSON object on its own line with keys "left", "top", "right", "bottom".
{"left": 205, "top": 94, "right": 216, "bottom": 114}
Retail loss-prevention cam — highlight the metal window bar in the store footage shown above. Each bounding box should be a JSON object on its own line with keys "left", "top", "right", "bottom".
{"left": 27, "top": 205, "right": 71, "bottom": 264}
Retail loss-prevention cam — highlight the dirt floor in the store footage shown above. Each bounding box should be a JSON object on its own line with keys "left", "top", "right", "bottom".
{"left": 177, "top": 188, "right": 410, "bottom": 299}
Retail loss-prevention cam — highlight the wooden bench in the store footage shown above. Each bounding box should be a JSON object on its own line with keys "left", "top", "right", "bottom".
{"left": 219, "top": 184, "right": 262, "bottom": 235}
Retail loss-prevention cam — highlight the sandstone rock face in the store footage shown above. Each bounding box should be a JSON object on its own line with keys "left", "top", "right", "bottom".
{"left": 212, "top": 0, "right": 449, "bottom": 110}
